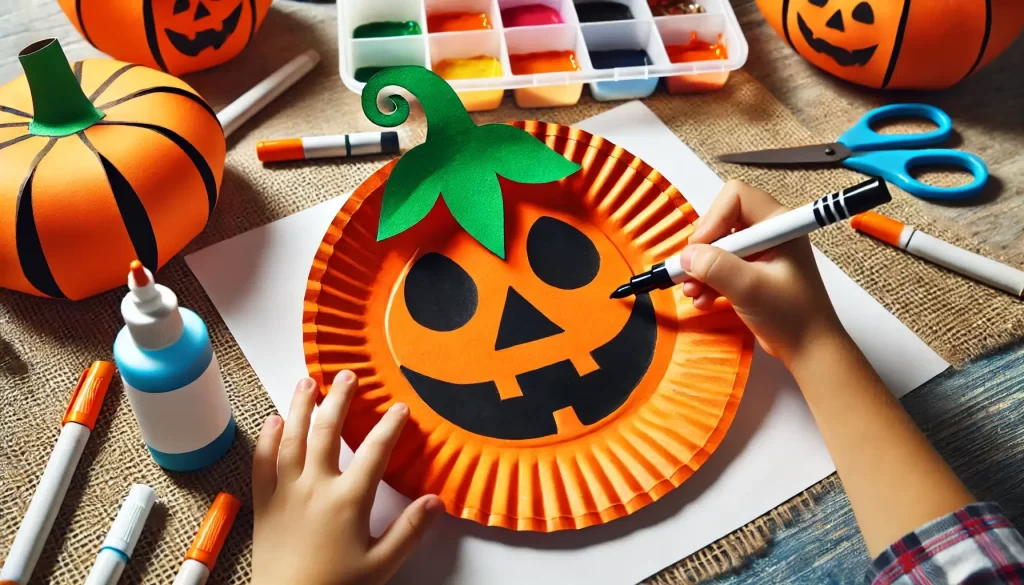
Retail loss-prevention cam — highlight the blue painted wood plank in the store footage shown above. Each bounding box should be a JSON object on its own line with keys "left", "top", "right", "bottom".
{"left": 707, "top": 341, "right": 1024, "bottom": 584}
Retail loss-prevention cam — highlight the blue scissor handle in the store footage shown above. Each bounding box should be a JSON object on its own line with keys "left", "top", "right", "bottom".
{"left": 838, "top": 104, "right": 953, "bottom": 151}
{"left": 844, "top": 149, "right": 989, "bottom": 201}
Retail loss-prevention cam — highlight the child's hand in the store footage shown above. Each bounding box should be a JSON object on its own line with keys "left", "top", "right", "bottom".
{"left": 251, "top": 373, "right": 444, "bottom": 585}
{"left": 680, "top": 180, "right": 844, "bottom": 366}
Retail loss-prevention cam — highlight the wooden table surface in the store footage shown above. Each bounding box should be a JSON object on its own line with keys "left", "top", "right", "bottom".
{"left": 3, "top": 2, "right": 1023, "bottom": 584}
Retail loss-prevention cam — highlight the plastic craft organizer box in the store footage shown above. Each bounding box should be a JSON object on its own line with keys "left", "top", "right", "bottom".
{"left": 338, "top": 0, "right": 749, "bottom": 109}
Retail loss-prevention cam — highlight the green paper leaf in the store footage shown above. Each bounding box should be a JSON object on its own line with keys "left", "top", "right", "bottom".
{"left": 363, "top": 67, "right": 582, "bottom": 257}
{"left": 476, "top": 124, "right": 581, "bottom": 184}
{"left": 443, "top": 171, "right": 505, "bottom": 258}
{"left": 378, "top": 146, "right": 444, "bottom": 240}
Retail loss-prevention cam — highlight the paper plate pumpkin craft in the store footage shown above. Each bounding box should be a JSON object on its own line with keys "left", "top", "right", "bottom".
{"left": 304, "top": 67, "right": 754, "bottom": 531}
{"left": 57, "top": 0, "right": 272, "bottom": 75}
{"left": 757, "top": 0, "right": 1024, "bottom": 89}
{"left": 0, "top": 39, "right": 224, "bottom": 300}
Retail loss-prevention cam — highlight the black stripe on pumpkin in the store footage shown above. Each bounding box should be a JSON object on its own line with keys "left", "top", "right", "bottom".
{"left": 15, "top": 138, "right": 65, "bottom": 299}
{"left": 78, "top": 132, "right": 159, "bottom": 272}
{"left": 96, "top": 86, "right": 219, "bottom": 128}
{"left": 0, "top": 134, "right": 32, "bottom": 151}
{"left": 96, "top": 121, "right": 218, "bottom": 218}
{"left": 247, "top": 0, "right": 259, "bottom": 44}
{"left": 142, "top": 0, "right": 169, "bottom": 72}
{"left": 963, "top": 0, "right": 992, "bottom": 80}
{"left": 73, "top": 61, "right": 84, "bottom": 85}
{"left": 0, "top": 123, "right": 29, "bottom": 131}
{"left": 881, "top": 0, "right": 912, "bottom": 89}
{"left": 0, "top": 105, "right": 31, "bottom": 118}
{"left": 781, "top": 0, "right": 794, "bottom": 49}
{"left": 76, "top": 0, "right": 94, "bottom": 45}
{"left": 88, "top": 64, "right": 140, "bottom": 103}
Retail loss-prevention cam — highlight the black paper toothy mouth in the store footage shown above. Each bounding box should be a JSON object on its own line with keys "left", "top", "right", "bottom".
{"left": 797, "top": 13, "right": 878, "bottom": 67}
{"left": 165, "top": 2, "right": 243, "bottom": 57}
{"left": 401, "top": 293, "right": 658, "bottom": 440}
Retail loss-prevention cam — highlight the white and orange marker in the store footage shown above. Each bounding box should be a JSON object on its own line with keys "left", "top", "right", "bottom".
{"left": 1, "top": 362, "right": 115, "bottom": 585}
{"left": 256, "top": 131, "right": 400, "bottom": 163}
{"left": 1, "top": 362, "right": 114, "bottom": 585}
{"left": 852, "top": 211, "right": 1024, "bottom": 297}
{"left": 172, "top": 493, "right": 241, "bottom": 585}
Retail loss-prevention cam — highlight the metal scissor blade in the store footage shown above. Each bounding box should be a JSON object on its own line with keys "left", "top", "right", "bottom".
{"left": 718, "top": 143, "right": 853, "bottom": 166}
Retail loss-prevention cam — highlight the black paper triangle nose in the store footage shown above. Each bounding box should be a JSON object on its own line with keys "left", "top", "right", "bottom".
{"left": 194, "top": 1, "right": 211, "bottom": 19}
{"left": 495, "top": 287, "right": 564, "bottom": 350}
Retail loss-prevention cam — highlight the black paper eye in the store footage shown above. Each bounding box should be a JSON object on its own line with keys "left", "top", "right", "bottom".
{"left": 852, "top": 2, "right": 874, "bottom": 24}
{"left": 808, "top": 0, "right": 828, "bottom": 7}
{"left": 173, "top": 0, "right": 190, "bottom": 15}
{"left": 405, "top": 253, "right": 478, "bottom": 332}
{"left": 527, "top": 217, "right": 600, "bottom": 290}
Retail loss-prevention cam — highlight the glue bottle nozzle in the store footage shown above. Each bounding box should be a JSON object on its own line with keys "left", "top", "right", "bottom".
{"left": 130, "top": 260, "right": 150, "bottom": 287}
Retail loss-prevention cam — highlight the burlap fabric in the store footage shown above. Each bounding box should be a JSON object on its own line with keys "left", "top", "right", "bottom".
{"left": 3, "top": 3, "right": 1023, "bottom": 583}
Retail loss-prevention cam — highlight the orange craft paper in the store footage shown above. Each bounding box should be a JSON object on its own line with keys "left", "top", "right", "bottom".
{"left": 57, "top": 0, "right": 273, "bottom": 75}
{"left": 303, "top": 122, "right": 754, "bottom": 532}
{"left": 0, "top": 59, "right": 224, "bottom": 300}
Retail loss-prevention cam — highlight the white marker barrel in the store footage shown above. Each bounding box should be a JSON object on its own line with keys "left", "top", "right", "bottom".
{"left": 0, "top": 424, "right": 89, "bottom": 584}
{"left": 665, "top": 178, "right": 891, "bottom": 283}
{"left": 172, "top": 559, "right": 210, "bottom": 585}
{"left": 905, "top": 230, "right": 1024, "bottom": 296}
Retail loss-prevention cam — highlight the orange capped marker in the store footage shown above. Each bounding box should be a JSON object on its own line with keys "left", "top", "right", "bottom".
{"left": 173, "top": 493, "right": 241, "bottom": 585}
{"left": 1, "top": 362, "right": 114, "bottom": 585}
{"left": 257, "top": 131, "right": 400, "bottom": 163}
{"left": 852, "top": 211, "right": 1024, "bottom": 297}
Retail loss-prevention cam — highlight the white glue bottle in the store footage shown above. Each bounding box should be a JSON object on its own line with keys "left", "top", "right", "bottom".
{"left": 113, "top": 261, "right": 235, "bottom": 472}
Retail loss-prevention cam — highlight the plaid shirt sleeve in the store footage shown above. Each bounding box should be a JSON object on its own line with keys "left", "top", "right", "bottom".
{"left": 866, "top": 503, "right": 1024, "bottom": 585}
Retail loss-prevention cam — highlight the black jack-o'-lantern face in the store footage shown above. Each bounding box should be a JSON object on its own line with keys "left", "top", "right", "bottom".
{"left": 165, "top": 0, "right": 244, "bottom": 57}
{"left": 388, "top": 211, "right": 658, "bottom": 441}
{"left": 797, "top": 0, "right": 879, "bottom": 67}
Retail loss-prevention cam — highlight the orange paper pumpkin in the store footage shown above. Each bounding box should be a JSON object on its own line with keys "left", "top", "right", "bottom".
{"left": 756, "top": 0, "right": 1024, "bottom": 89}
{"left": 0, "top": 39, "right": 224, "bottom": 300}
{"left": 304, "top": 122, "right": 754, "bottom": 531}
{"left": 58, "top": 0, "right": 272, "bottom": 75}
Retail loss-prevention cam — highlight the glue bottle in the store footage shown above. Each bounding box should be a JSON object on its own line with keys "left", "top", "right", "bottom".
{"left": 113, "top": 261, "right": 235, "bottom": 472}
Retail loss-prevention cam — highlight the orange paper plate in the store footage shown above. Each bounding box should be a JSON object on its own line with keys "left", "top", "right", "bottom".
{"left": 304, "top": 122, "right": 754, "bottom": 532}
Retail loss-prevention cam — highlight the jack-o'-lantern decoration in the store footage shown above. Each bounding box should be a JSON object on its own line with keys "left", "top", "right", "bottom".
{"left": 0, "top": 39, "right": 224, "bottom": 300}
{"left": 57, "top": 0, "right": 272, "bottom": 75}
{"left": 756, "top": 0, "right": 1024, "bottom": 89}
{"left": 304, "top": 68, "right": 754, "bottom": 531}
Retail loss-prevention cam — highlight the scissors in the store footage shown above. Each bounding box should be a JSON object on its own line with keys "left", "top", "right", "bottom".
{"left": 718, "top": 104, "right": 989, "bottom": 201}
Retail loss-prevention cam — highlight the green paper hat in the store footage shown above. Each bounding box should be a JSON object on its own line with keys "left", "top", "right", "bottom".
{"left": 361, "top": 67, "right": 581, "bottom": 259}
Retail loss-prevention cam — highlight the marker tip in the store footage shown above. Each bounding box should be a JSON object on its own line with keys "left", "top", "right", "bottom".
{"left": 610, "top": 284, "right": 632, "bottom": 299}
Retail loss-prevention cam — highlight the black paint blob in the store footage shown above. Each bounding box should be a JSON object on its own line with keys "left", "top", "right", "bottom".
{"left": 526, "top": 217, "right": 600, "bottom": 290}
{"left": 494, "top": 287, "right": 564, "bottom": 350}
{"left": 404, "top": 252, "right": 478, "bottom": 332}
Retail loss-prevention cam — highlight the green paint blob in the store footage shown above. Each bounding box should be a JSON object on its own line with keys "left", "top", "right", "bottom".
{"left": 355, "top": 66, "right": 389, "bottom": 83}
{"left": 353, "top": 21, "right": 422, "bottom": 38}
{"left": 19, "top": 38, "right": 104, "bottom": 137}
{"left": 362, "top": 66, "right": 582, "bottom": 258}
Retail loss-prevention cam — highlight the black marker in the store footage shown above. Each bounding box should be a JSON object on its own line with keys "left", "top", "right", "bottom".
{"left": 611, "top": 177, "right": 891, "bottom": 299}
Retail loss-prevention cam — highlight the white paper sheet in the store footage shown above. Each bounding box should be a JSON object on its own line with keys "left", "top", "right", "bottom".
{"left": 186, "top": 101, "right": 949, "bottom": 585}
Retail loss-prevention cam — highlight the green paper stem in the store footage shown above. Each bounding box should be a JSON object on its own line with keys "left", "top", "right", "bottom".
{"left": 19, "top": 38, "right": 104, "bottom": 137}
{"left": 361, "top": 66, "right": 474, "bottom": 140}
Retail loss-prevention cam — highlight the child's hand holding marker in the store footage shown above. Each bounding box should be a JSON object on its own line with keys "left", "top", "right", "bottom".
{"left": 251, "top": 372, "right": 444, "bottom": 585}
{"left": 679, "top": 180, "right": 843, "bottom": 366}
{"left": 679, "top": 180, "right": 979, "bottom": 558}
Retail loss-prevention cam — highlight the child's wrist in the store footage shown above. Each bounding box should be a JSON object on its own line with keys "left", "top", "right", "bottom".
{"left": 786, "top": 317, "right": 854, "bottom": 374}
